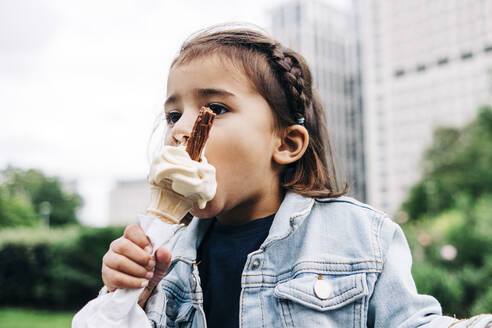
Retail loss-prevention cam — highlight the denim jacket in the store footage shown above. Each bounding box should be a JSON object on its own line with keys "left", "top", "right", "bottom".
{"left": 145, "top": 192, "right": 492, "bottom": 328}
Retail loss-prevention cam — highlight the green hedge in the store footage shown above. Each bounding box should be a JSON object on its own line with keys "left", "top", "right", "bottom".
{"left": 0, "top": 226, "right": 124, "bottom": 310}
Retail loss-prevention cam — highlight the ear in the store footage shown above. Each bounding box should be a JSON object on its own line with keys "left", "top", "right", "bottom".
{"left": 272, "top": 125, "right": 309, "bottom": 165}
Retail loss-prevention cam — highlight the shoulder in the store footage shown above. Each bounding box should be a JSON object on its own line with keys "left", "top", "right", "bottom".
{"left": 311, "top": 195, "right": 391, "bottom": 231}
{"left": 314, "top": 195, "right": 387, "bottom": 217}
{"left": 306, "top": 195, "right": 402, "bottom": 261}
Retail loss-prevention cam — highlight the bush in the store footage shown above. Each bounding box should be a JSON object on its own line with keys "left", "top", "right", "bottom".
{"left": 411, "top": 262, "right": 463, "bottom": 316}
{"left": 0, "top": 225, "right": 124, "bottom": 310}
{"left": 403, "top": 194, "right": 492, "bottom": 317}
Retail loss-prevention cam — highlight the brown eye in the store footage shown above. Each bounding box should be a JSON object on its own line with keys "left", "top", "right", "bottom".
{"left": 166, "top": 111, "right": 182, "bottom": 125}
{"left": 208, "top": 103, "right": 229, "bottom": 115}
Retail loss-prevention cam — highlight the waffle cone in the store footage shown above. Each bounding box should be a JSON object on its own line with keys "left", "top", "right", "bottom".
{"left": 147, "top": 180, "right": 194, "bottom": 224}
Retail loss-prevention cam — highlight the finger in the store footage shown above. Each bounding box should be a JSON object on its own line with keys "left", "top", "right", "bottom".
{"left": 148, "top": 247, "right": 172, "bottom": 289}
{"left": 155, "top": 247, "right": 172, "bottom": 274}
{"left": 138, "top": 284, "right": 155, "bottom": 308}
{"left": 138, "top": 248, "right": 172, "bottom": 308}
{"left": 103, "top": 252, "right": 152, "bottom": 279}
{"left": 110, "top": 238, "right": 152, "bottom": 267}
{"left": 124, "top": 224, "right": 152, "bottom": 253}
{"left": 102, "top": 265, "right": 149, "bottom": 290}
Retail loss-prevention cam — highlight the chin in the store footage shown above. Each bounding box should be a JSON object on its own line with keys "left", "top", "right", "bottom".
{"left": 189, "top": 200, "right": 220, "bottom": 219}
{"left": 190, "top": 204, "right": 217, "bottom": 219}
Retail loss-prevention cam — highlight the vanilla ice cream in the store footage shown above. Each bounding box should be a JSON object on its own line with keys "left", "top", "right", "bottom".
{"left": 148, "top": 145, "right": 216, "bottom": 218}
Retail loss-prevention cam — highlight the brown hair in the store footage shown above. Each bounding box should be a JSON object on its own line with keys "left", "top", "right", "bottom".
{"left": 172, "top": 25, "right": 348, "bottom": 198}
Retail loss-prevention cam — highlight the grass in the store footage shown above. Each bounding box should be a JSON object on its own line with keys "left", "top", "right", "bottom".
{"left": 0, "top": 307, "right": 74, "bottom": 328}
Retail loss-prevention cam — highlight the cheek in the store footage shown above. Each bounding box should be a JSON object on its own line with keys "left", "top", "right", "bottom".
{"left": 205, "top": 128, "right": 272, "bottom": 191}
{"left": 205, "top": 140, "right": 242, "bottom": 194}
{"left": 205, "top": 130, "right": 258, "bottom": 176}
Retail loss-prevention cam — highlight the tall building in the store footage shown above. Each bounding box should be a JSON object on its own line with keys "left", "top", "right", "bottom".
{"left": 358, "top": 0, "right": 492, "bottom": 213}
{"left": 108, "top": 179, "right": 149, "bottom": 226}
{"left": 270, "top": 0, "right": 366, "bottom": 202}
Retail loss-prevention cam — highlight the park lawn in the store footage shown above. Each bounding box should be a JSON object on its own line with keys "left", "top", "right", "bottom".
{"left": 0, "top": 307, "right": 74, "bottom": 328}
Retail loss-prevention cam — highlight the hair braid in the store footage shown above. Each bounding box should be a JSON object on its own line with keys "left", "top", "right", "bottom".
{"left": 268, "top": 45, "right": 311, "bottom": 123}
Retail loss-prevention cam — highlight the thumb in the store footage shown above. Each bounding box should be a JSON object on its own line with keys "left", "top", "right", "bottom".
{"left": 138, "top": 246, "right": 171, "bottom": 308}
{"left": 151, "top": 246, "right": 172, "bottom": 286}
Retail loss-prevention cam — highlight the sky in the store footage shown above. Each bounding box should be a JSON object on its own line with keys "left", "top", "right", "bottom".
{"left": 0, "top": 0, "right": 347, "bottom": 226}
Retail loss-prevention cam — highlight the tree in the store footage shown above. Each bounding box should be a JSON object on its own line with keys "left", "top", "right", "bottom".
{"left": 0, "top": 167, "right": 83, "bottom": 227}
{"left": 0, "top": 189, "right": 38, "bottom": 227}
{"left": 400, "top": 105, "right": 492, "bottom": 316}
{"left": 403, "top": 194, "right": 492, "bottom": 316}
{"left": 402, "top": 105, "right": 492, "bottom": 220}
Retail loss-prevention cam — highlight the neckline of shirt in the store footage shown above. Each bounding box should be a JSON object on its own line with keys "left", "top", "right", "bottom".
{"left": 212, "top": 213, "right": 275, "bottom": 235}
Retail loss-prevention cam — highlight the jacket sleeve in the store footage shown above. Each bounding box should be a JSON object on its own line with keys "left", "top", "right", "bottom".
{"left": 367, "top": 218, "right": 492, "bottom": 328}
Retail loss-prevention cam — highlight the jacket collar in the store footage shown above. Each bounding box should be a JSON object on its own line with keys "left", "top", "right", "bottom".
{"left": 170, "top": 191, "right": 314, "bottom": 262}
{"left": 261, "top": 191, "right": 314, "bottom": 248}
{"left": 170, "top": 216, "right": 213, "bottom": 263}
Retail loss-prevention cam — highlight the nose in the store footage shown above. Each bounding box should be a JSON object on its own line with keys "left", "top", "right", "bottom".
{"left": 168, "top": 110, "right": 196, "bottom": 146}
{"left": 173, "top": 133, "right": 189, "bottom": 146}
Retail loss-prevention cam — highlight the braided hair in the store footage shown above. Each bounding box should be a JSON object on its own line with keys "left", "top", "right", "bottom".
{"left": 171, "top": 25, "right": 348, "bottom": 198}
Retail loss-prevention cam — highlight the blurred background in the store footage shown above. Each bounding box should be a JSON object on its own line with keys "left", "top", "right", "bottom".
{"left": 1, "top": 0, "right": 491, "bottom": 326}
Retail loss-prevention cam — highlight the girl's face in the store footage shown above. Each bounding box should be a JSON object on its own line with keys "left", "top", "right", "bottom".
{"left": 164, "top": 56, "right": 283, "bottom": 224}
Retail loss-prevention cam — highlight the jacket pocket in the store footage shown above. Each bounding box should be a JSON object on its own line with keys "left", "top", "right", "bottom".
{"left": 165, "top": 299, "right": 198, "bottom": 328}
{"left": 273, "top": 272, "right": 368, "bottom": 327}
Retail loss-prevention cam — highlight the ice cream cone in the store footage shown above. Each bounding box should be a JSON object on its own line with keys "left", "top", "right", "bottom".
{"left": 147, "top": 180, "right": 194, "bottom": 224}
{"left": 147, "top": 107, "right": 217, "bottom": 224}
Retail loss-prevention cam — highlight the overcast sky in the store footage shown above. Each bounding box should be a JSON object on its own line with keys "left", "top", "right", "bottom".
{"left": 0, "top": 0, "right": 347, "bottom": 226}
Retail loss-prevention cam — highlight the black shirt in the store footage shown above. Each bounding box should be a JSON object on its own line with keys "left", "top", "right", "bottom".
{"left": 197, "top": 214, "right": 275, "bottom": 328}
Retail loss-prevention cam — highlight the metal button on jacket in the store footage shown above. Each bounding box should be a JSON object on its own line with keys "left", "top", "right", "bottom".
{"left": 251, "top": 259, "right": 261, "bottom": 270}
{"left": 314, "top": 279, "right": 332, "bottom": 300}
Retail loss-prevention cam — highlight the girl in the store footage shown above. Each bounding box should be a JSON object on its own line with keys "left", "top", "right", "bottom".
{"left": 100, "top": 26, "right": 491, "bottom": 327}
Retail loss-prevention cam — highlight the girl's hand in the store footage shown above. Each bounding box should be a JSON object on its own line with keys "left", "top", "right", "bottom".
{"left": 101, "top": 224, "right": 172, "bottom": 307}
